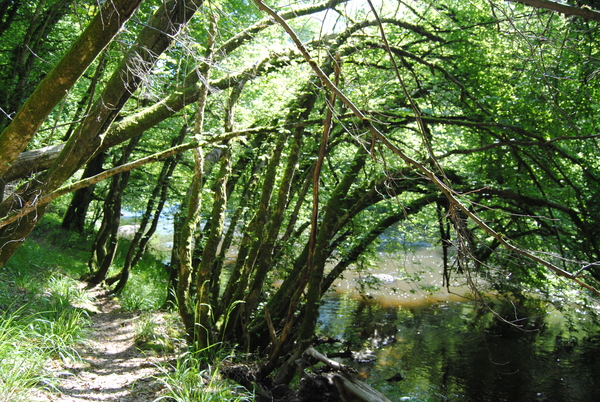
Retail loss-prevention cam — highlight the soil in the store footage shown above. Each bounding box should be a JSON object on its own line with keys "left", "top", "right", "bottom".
{"left": 27, "top": 285, "right": 382, "bottom": 402}
{"left": 32, "top": 287, "right": 177, "bottom": 402}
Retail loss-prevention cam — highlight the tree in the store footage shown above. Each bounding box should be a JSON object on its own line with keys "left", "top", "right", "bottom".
{"left": 0, "top": 0, "right": 74, "bottom": 132}
{"left": 0, "top": 0, "right": 142, "bottom": 179}
{"left": 0, "top": 0, "right": 205, "bottom": 267}
{"left": 0, "top": 0, "right": 600, "bottom": 396}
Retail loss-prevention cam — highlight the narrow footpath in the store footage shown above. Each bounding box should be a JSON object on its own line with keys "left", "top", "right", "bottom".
{"left": 35, "top": 287, "right": 173, "bottom": 402}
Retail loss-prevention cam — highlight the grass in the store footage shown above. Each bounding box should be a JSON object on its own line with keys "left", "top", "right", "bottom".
{"left": 118, "top": 251, "right": 169, "bottom": 311}
{"left": 98, "top": 231, "right": 171, "bottom": 311}
{"left": 0, "top": 308, "right": 44, "bottom": 402}
{"left": 155, "top": 346, "right": 254, "bottom": 402}
{"left": 0, "top": 214, "right": 92, "bottom": 401}
{"left": 0, "top": 281, "right": 91, "bottom": 401}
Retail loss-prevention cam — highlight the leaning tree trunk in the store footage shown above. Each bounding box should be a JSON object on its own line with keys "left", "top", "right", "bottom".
{"left": 221, "top": 131, "right": 287, "bottom": 347}
{"left": 86, "top": 179, "right": 125, "bottom": 287}
{"left": 176, "top": 15, "right": 215, "bottom": 346}
{"left": 0, "top": 0, "right": 204, "bottom": 270}
{"left": 177, "top": 149, "right": 204, "bottom": 343}
{"left": 215, "top": 141, "right": 266, "bottom": 322}
{"left": 86, "top": 137, "right": 140, "bottom": 287}
{"left": 220, "top": 77, "right": 320, "bottom": 349}
{"left": 257, "top": 148, "right": 367, "bottom": 341}
{"left": 203, "top": 78, "right": 246, "bottom": 309}
{"left": 110, "top": 126, "right": 187, "bottom": 293}
{"left": 62, "top": 152, "right": 106, "bottom": 233}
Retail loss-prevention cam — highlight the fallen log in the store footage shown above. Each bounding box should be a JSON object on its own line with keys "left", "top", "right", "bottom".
{"left": 1, "top": 143, "right": 64, "bottom": 182}
{"left": 332, "top": 373, "right": 392, "bottom": 402}
{"left": 303, "top": 347, "right": 392, "bottom": 402}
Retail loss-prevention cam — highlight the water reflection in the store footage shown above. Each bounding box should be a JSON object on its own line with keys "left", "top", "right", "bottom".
{"left": 328, "top": 247, "right": 477, "bottom": 306}
{"left": 119, "top": 214, "right": 174, "bottom": 253}
{"left": 317, "top": 249, "right": 600, "bottom": 402}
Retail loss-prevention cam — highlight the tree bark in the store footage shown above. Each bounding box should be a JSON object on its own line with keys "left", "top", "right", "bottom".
{"left": 0, "top": 0, "right": 141, "bottom": 179}
{"left": 223, "top": 131, "right": 288, "bottom": 346}
{"left": 198, "top": 78, "right": 245, "bottom": 312}
{"left": 0, "top": 0, "right": 204, "bottom": 269}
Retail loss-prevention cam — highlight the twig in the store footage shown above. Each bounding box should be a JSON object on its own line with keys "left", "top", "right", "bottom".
{"left": 252, "top": 0, "right": 600, "bottom": 297}
{"left": 0, "top": 131, "right": 241, "bottom": 230}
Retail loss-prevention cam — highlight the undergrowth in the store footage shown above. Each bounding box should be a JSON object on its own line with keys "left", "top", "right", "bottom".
{"left": 1, "top": 214, "right": 251, "bottom": 401}
{"left": 116, "top": 248, "right": 169, "bottom": 311}
{"left": 156, "top": 346, "right": 254, "bottom": 402}
{"left": 0, "top": 214, "right": 91, "bottom": 401}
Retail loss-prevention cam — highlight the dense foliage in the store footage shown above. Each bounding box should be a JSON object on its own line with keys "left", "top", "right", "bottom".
{"left": 1, "top": 0, "right": 600, "bottom": 393}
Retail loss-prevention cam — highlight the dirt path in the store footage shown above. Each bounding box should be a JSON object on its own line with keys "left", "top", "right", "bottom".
{"left": 36, "top": 288, "right": 174, "bottom": 402}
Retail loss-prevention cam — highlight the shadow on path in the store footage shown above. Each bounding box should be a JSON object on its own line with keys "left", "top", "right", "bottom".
{"left": 35, "top": 287, "right": 175, "bottom": 402}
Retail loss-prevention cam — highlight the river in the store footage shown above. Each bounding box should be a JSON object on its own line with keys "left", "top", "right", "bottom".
{"left": 317, "top": 247, "right": 600, "bottom": 402}
{"left": 119, "top": 215, "right": 600, "bottom": 401}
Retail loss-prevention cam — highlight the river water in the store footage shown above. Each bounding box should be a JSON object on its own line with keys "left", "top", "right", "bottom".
{"left": 316, "top": 247, "right": 600, "bottom": 402}
{"left": 119, "top": 215, "right": 600, "bottom": 401}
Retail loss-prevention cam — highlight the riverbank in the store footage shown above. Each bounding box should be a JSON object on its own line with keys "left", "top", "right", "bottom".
{"left": 4, "top": 216, "right": 600, "bottom": 401}
{"left": 0, "top": 216, "right": 249, "bottom": 402}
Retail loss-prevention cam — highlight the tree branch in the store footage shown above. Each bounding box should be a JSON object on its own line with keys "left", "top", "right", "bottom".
{"left": 254, "top": 0, "right": 600, "bottom": 296}
{"left": 0, "top": 130, "right": 246, "bottom": 230}
{"left": 512, "top": 0, "right": 600, "bottom": 22}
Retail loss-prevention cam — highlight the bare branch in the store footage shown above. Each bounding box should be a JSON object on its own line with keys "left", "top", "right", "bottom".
{"left": 254, "top": 0, "right": 600, "bottom": 296}
{"left": 512, "top": 0, "right": 600, "bottom": 22}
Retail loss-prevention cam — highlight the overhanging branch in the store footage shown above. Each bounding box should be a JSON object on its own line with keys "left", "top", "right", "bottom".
{"left": 254, "top": 0, "right": 600, "bottom": 296}
{"left": 512, "top": 0, "right": 600, "bottom": 22}
{"left": 0, "top": 130, "right": 249, "bottom": 230}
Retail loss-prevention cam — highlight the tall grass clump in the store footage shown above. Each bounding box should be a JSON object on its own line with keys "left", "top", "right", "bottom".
{"left": 0, "top": 214, "right": 92, "bottom": 400}
{"left": 134, "top": 311, "right": 183, "bottom": 353}
{"left": 0, "top": 304, "right": 89, "bottom": 401}
{"left": 156, "top": 345, "right": 253, "bottom": 402}
{"left": 0, "top": 308, "right": 46, "bottom": 402}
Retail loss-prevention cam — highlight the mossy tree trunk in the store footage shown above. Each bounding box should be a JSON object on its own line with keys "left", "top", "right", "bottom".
{"left": 176, "top": 12, "right": 216, "bottom": 347}
{"left": 0, "top": 0, "right": 204, "bottom": 269}
{"left": 86, "top": 135, "right": 140, "bottom": 287}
